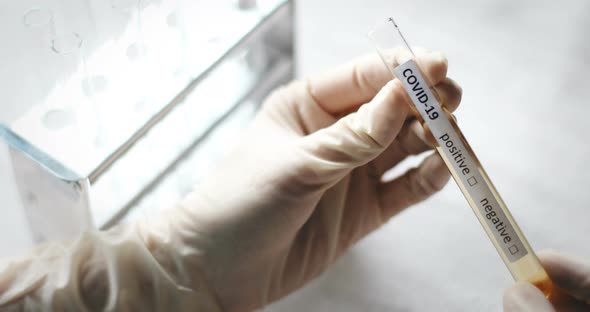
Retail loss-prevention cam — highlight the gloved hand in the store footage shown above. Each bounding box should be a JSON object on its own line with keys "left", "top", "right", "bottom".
{"left": 0, "top": 49, "right": 462, "bottom": 311}
{"left": 503, "top": 250, "right": 590, "bottom": 312}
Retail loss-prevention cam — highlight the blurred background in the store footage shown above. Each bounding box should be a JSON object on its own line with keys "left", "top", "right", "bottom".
{"left": 1, "top": 0, "right": 589, "bottom": 311}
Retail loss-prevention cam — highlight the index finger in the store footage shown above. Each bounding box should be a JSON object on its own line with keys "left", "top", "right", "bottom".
{"left": 306, "top": 48, "right": 448, "bottom": 115}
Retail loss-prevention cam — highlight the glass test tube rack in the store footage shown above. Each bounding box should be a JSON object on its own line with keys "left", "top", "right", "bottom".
{"left": 0, "top": 0, "right": 294, "bottom": 242}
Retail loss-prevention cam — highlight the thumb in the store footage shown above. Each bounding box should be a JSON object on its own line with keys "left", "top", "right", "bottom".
{"left": 296, "top": 79, "right": 409, "bottom": 186}
{"left": 503, "top": 282, "right": 556, "bottom": 312}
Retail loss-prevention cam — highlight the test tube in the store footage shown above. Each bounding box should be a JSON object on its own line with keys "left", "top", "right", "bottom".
{"left": 368, "top": 18, "right": 556, "bottom": 297}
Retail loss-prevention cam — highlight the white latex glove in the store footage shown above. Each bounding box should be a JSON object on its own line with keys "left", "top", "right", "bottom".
{"left": 0, "top": 49, "right": 462, "bottom": 311}
{"left": 503, "top": 251, "right": 590, "bottom": 312}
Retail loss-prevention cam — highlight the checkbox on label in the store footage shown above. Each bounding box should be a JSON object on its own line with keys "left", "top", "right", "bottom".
{"left": 509, "top": 245, "right": 519, "bottom": 255}
{"left": 467, "top": 176, "right": 478, "bottom": 186}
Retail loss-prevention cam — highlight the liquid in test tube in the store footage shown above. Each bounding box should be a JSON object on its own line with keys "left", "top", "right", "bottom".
{"left": 368, "top": 18, "right": 555, "bottom": 297}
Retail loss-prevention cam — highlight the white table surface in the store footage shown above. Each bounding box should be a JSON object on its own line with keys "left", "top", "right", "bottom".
{"left": 1, "top": 0, "right": 589, "bottom": 311}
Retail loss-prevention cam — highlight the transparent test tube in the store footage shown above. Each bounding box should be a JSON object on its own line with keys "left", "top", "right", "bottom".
{"left": 368, "top": 18, "right": 555, "bottom": 296}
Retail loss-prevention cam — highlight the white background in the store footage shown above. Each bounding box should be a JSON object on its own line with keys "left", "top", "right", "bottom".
{"left": 1, "top": 0, "right": 590, "bottom": 311}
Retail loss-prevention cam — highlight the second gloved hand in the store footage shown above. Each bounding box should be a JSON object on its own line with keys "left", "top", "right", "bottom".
{"left": 504, "top": 251, "right": 590, "bottom": 312}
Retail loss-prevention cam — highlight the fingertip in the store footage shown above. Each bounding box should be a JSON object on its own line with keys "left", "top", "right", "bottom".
{"left": 538, "top": 250, "right": 579, "bottom": 275}
{"left": 538, "top": 249, "right": 563, "bottom": 263}
{"left": 504, "top": 282, "right": 555, "bottom": 312}
{"left": 381, "top": 78, "right": 398, "bottom": 92}
{"left": 379, "top": 79, "right": 411, "bottom": 113}
{"left": 421, "top": 153, "right": 451, "bottom": 192}
{"left": 409, "top": 120, "right": 427, "bottom": 144}
{"left": 355, "top": 79, "right": 410, "bottom": 148}
{"left": 434, "top": 78, "right": 463, "bottom": 113}
{"left": 428, "top": 51, "right": 448, "bottom": 82}
{"left": 537, "top": 250, "right": 590, "bottom": 301}
{"left": 448, "top": 77, "right": 462, "bottom": 97}
{"left": 431, "top": 51, "right": 448, "bottom": 67}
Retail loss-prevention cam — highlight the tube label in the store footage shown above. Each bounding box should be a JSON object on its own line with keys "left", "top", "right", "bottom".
{"left": 394, "top": 60, "right": 527, "bottom": 263}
